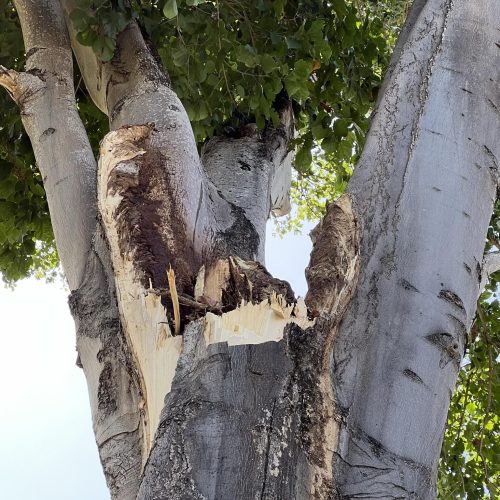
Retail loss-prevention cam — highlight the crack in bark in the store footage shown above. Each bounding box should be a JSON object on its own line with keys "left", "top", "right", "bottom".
{"left": 438, "top": 289, "right": 465, "bottom": 313}
{"left": 390, "top": 0, "right": 454, "bottom": 269}
{"left": 259, "top": 399, "right": 277, "bottom": 500}
{"left": 334, "top": 423, "right": 433, "bottom": 498}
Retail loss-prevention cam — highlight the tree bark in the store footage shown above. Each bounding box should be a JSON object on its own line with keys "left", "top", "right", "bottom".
{"left": 2, "top": 2, "right": 145, "bottom": 497}
{"left": 331, "top": 1, "right": 499, "bottom": 497}
{"left": 2, "top": 0, "right": 498, "bottom": 499}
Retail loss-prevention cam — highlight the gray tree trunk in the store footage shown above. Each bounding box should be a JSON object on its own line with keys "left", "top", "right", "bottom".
{"left": 1, "top": 0, "right": 498, "bottom": 499}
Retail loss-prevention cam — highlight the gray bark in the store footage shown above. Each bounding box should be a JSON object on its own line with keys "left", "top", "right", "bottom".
{"left": 4, "top": 0, "right": 499, "bottom": 499}
{"left": 8, "top": 0, "right": 95, "bottom": 289}
{"left": 138, "top": 320, "right": 329, "bottom": 500}
{"left": 332, "top": 0, "right": 499, "bottom": 497}
{"left": 3, "top": 2, "right": 145, "bottom": 497}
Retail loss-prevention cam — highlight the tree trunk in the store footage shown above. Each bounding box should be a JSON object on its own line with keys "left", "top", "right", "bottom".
{"left": 1, "top": 0, "right": 498, "bottom": 499}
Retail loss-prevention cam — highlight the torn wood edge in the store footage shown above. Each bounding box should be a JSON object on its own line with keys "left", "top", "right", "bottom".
{"left": 204, "top": 294, "right": 314, "bottom": 346}
{"left": 98, "top": 126, "right": 182, "bottom": 463}
{"left": 305, "top": 193, "right": 361, "bottom": 319}
{"left": 0, "top": 65, "right": 45, "bottom": 108}
{"left": 303, "top": 193, "right": 361, "bottom": 493}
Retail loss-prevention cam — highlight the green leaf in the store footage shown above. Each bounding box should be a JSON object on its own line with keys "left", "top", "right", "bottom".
{"left": 0, "top": 159, "right": 13, "bottom": 182}
{"left": 76, "top": 29, "right": 97, "bottom": 47}
{"left": 69, "top": 8, "right": 90, "bottom": 31}
{"left": 333, "top": 119, "right": 349, "bottom": 139}
{"left": 236, "top": 44, "right": 257, "bottom": 68}
{"left": 331, "top": 0, "right": 347, "bottom": 17}
{"left": 163, "top": 0, "right": 178, "bottom": 19}
{"left": 172, "top": 46, "right": 189, "bottom": 67}
{"left": 295, "top": 143, "right": 312, "bottom": 173}
{"left": 260, "top": 54, "right": 275, "bottom": 74}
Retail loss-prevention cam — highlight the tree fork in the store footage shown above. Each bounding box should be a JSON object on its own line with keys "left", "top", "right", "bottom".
{"left": 2, "top": 0, "right": 499, "bottom": 499}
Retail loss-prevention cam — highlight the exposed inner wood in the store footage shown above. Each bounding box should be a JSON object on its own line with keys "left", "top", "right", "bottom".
{"left": 305, "top": 194, "right": 360, "bottom": 318}
{"left": 204, "top": 294, "right": 314, "bottom": 346}
{"left": 98, "top": 126, "right": 313, "bottom": 461}
{"left": 98, "top": 126, "right": 183, "bottom": 459}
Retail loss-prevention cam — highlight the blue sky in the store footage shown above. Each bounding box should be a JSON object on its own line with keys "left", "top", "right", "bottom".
{"left": 0, "top": 221, "right": 313, "bottom": 500}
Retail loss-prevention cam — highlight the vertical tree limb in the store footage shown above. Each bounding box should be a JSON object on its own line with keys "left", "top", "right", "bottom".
{"left": 331, "top": 1, "right": 499, "bottom": 497}
{"left": 4, "top": 2, "right": 146, "bottom": 497}
{"left": 10, "top": 0, "right": 95, "bottom": 289}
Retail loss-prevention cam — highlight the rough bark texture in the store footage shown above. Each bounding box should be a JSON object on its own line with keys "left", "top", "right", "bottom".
{"left": 2, "top": 2, "right": 145, "bottom": 497}
{"left": 4, "top": 0, "right": 499, "bottom": 499}
{"left": 331, "top": 1, "right": 500, "bottom": 498}
{"left": 69, "top": 227, "right": 144, "bottom": 497}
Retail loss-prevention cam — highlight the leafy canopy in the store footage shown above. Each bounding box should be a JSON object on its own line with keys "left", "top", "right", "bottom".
{"left": 0, "top": 0, "right": 404, "bottom": 281}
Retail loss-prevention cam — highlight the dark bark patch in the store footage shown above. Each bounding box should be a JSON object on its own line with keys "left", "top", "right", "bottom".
{"left": 486, "top": 98, "right": 500, "bottom": 117}
{"left": 220, "top": 201, "right": 260, "bottom": 261}
{"left": 106, "top": 126, "right": 199, "bottom": 294}
{"left": 399, "top": 278, "right": 420, "bottom": 292}
{"left": 284, "top": 319, "right": 339, "bottom": 497}
{"left": 438, "top": 289, "right": 465, "bottom": 313}
{"left": 109, "top": 94, "right": 128, "bottom": 122}
{"left": 463, "top": 262, "right": 472, "bottom": 274}
{"left": 483, "top": 145, "right": 498, "bottom": 171}
{"left": 447, "top": 314, "right": 467, "bottom": 351}
{"left": 98, "top": 361, "right": 118, "bottom": 413}
{"left": 425, "top": 128, "right": 444, "bottom": 136}
{"left": 225, "top": 257, "right": 295, "bottom": 307}
{"left": 432, "top": 186, "right": 442, "bottom": 191}
{"left": 39, "top": 127, "right": 55, "bottom": 141}
{"left": 238, "top": 160, "right": 252, "bottom": 171}
{"left": 425, "top": 332, "right": 461, "bottom": 368}
{"left": 403, "top": 368, "right": 424, "bottom": 384}
{"left": 460, "top": 87, "right": 473, "bottom": 94}
{"left": 25, "top": 46, "right": 47, "bottom": 59}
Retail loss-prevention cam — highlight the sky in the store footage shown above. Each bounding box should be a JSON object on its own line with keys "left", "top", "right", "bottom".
{"left": 0, "top": 221, "right": 314, "bottom": 500}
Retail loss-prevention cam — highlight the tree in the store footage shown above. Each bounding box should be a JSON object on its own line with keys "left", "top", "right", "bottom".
{"left": 0, "top": 0, "right": 498, "bottom": 498}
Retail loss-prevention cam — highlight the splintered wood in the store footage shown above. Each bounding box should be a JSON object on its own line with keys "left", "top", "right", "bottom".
{"left": 98, "top": 126, "right": 311, "bottom": 465}
{"left": 204, "top": 294, "right": 313, "bottom": 346}
{"left": 98, "top": 126, "right": 182, "bottom": 461}
{"left": 305, "top": 194, "right": 360, "bottom": 317}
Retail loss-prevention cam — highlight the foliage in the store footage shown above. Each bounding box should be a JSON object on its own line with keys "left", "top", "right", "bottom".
{"left": 70, "top": 0, "right": 405, "bottom": 208}
{"left": 0, "top": 5, "right": 56, "bottom": 284}
{"left": 0, "top": 0, "right": 407, "bottom": 282}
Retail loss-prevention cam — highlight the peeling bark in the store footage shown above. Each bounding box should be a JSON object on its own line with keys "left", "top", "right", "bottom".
{"left": 305, "top": 194, "right": 360, "bottom": 318}
{"left": 69, "top": 228, "right": 143, "bottom": 498}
